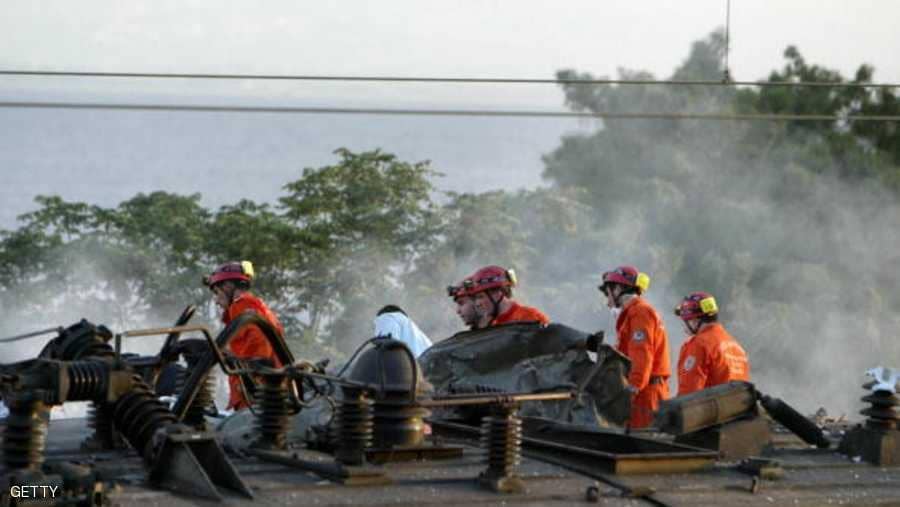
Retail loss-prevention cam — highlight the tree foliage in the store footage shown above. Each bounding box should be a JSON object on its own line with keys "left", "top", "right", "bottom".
{"left": 0, "top": 149, "right": 445, "bottom": 357}
{"left": 278, "top": 148, "right": 442, "bottom": 350}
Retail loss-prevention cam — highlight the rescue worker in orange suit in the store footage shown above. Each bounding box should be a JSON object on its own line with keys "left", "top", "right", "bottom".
{"left": 447, "top": 278, "right": 483, "bottom": 331}
{"left": 599, "top": 265, "right": 671, "bottom": 429}
{"left": 204, "top": 261, "right": 284, "bottom": 411}
{"left": 674, "top": 292, "right": 750, "bottom": 396}
{"left": 465, "top": 265, "right": 550, "bottom": 328}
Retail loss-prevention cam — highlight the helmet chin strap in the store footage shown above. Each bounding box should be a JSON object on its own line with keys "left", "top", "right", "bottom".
{"left": 487, "top": 291, "right": 503, "bottom": 321}
{"left": 685, "top": 319, "right": 701, "bottom": 335}
{"left": 472, "top": 291, "right": 502, "bottom": 325}
{"left": 612, "top": 285, "right": 631, "bottom": 308}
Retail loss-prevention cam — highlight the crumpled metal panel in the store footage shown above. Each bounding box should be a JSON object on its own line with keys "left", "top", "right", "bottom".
{"left": 419, "top": 322, "right": 631, "bottom": 426}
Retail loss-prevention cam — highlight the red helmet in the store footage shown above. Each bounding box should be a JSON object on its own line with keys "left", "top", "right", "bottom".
{"left": 599, "top": 265, "right": 650, "bottom": 294}
{"left": 203, "top": 261, "right": 255, "bottom": 289}
{"left": 674, "top": 291, "right": 719, "bottom": 321}
{"left": 466, "top": 265, "right": 517, "bottom": 295}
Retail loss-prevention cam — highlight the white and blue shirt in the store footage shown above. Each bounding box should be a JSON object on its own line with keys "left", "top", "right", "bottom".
{"left": 373, "top": 312, "right": 433, "bottom": 358}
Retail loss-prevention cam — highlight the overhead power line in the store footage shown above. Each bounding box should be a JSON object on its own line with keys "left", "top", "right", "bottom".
{"left": 1, "top": 100, "right": 899, "bottom": 122}
{"left": 1, "top": 69, "right": 898, "bottom": 89}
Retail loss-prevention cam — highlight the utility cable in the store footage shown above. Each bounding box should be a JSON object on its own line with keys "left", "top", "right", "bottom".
{"left": 1, "top": 100, "right": 899, "bottom": 122}
{"left": 0, "top": 69, "right": 897, "bottom": 89}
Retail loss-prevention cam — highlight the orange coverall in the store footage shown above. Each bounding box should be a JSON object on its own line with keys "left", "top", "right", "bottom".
{"left": 223, "top": 292, "right": 284, "bottom": 410}
{"left": 677, "top": 323, "right": 750, "bottom": 396}
{"left": 491, "top": 301, "right": 550, "bottom": 326}
{"left": 615, "top": 296, "right": 671, "bottom": 429}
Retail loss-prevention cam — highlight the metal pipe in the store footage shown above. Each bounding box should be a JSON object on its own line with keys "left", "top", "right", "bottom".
{"left": 0, "top": 327, "right": 63, "bottom": 343}
{"left": 419, "top": 391, "right": 573, "bottom": 408}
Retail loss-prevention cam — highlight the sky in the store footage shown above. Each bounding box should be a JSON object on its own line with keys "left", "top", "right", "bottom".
{"left": 3, "top": 1, "right": 897, "bottom": 103}
{"left": 1, "top": 0, "right": 898, "bottom": 226}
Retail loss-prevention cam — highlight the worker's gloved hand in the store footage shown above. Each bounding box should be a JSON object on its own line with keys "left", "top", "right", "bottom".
{"left": 625, "top": 385, "right": 639, "bottom": 396}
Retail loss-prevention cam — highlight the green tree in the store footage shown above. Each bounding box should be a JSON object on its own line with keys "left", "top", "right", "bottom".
{"left": 0, "top": 193, "right": 211, "bottom": 333}
{"left": 108, "top": 192, "right": 212, "bottom": 317}
{"left": 278, "top": 148, "right": 443, "bottom": 350}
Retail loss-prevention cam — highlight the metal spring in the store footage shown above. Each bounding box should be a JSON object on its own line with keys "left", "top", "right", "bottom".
{"left": 253, "top": 374, "right": 292, "bottom": 450}
{"left": 111, "top": 375, "right": 177, "bottom": 460}
{"left": 334, "top": 389, "right": 374, "bottom": 465}
{"left": 183, "top": 372, "right": 216, "bottom": 430}
{"left": 481, "top": 408, "right": 522, "bottom": 478}
{"left": 64, "top": 360, "right": 123, "bottom": 451}
{"left": 178, "top": 343, "right": 213, "bottom": 429}
{"left": 86, "top": 402, "right": 121, "bottom": 449}
{"left": 2, "top": 399, "right": 50, "bottom": 471}
{"left": 173, "top": 366, "right": 188, "bottom": 395}
{"left": 67, "top": 361, "right": 109, "bottom": 401}
{"left": 861, "top": 390, "right": 900, "bottom": 430}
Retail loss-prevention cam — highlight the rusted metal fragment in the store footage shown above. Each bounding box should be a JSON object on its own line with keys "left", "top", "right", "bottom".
{"left": 655, "top": 382, "right": 758, "bottom": 435}
{"left": 675, "top": 415, "right": 771, "bottom": 460}
{"left": 420, "top": 323, "right": 631, "bottom": 426}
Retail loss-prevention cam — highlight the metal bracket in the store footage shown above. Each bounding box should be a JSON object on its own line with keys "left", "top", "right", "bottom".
{"left": 148, "top": 429, "right": 253, "bottom": 501}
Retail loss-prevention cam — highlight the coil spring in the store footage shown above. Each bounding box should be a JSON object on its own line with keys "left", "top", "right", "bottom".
{"left": 481, "top": 408, "right": 522, "bottom": 478}
{"left": 67, "top": 361, "right": 109, "bottom": 401}
{"left": 253, "top": 374, "right": 292, "bottom": 450}
{"left": 334, "top": 389, "right": 374, "bottom": 465}
{"left": 86, "top": 402, "right": 121, "bottom": 449}
{"left": 861, "top": 390, "right": 900, "bottom": 430}
{"left": 173, "top": 366, "right": 188, "bottom": 396}
{"left": 2, "top": 399, "right": 50, "bottom": 471}
{"left": 65, "top": 360, "right": 123, "bottom": 451}
{"left": 183, "top": 373, "right": 216, "bottom": 430}
{"left": 111, "top": 375, "right": 177, "bottom": 460}
{"left": 178, "top": 343, "right": 214, "bottom": 429}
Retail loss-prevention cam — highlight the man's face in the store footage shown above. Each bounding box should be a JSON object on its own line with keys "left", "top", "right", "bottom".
{"left": 472, "top": 290, "right": 496, "bottom": 316}
{"left": 455, "top": 296, "right": 478, "bottom": 328}
{"left": 682, "top": 318, "right": 700, "bottom": 336}
{"left": 604, "top": 285, "right": 619, "bottom": 309}
{"left": 212, "top": 283, "right": 232, "bottom": 311}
